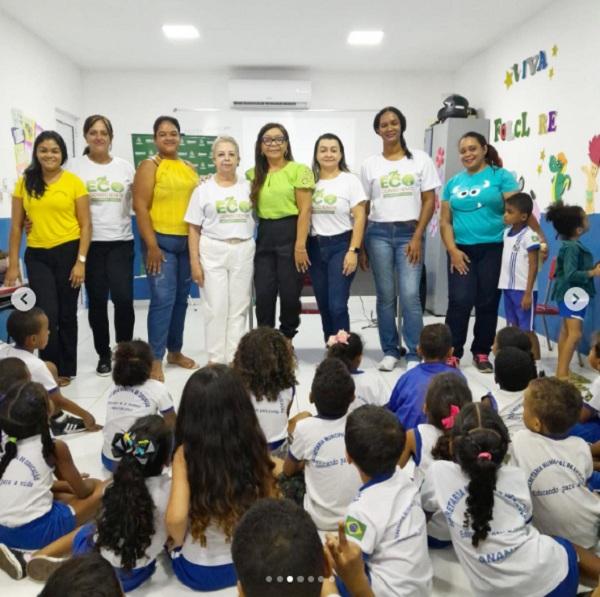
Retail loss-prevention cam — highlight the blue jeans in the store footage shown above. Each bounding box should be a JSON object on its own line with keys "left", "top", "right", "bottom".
{"left": 143, "top": 233, "right": 191, "bottom": 360}
{"left": 307, "top": 231, "right": 356, "bottom": 342}
{"left": 365, "top": 221, "right": 423, "bottom": 361}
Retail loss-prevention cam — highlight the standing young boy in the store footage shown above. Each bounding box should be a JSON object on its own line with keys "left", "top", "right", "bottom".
{"left": 498, "top": 192, "right": 541, "bottom": 359}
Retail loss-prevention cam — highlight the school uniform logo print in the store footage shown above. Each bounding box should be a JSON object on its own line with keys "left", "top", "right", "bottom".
{"left": 345, "top": 516, "right": 367, "bottom": 540}
{"left": 216, "top": 196, "right": 252, "bottom": 223}
{"left": 379, "top": 171, "right": 416, "bottom": 199}
{"left": 312, "top": 189, "right": 337, "bottom": 214}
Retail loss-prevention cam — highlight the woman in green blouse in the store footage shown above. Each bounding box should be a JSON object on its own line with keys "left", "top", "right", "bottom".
{"left": 247, "top": 123, "right": 314, "bottom": 339}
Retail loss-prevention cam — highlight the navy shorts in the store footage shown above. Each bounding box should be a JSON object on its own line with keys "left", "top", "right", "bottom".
{"left": 503, "top": 289, "right": 537, "bottom": 332}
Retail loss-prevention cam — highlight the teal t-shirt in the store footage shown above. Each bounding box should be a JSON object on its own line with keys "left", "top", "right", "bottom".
{"left": 442, "top": 166, "right": 519, "bottom": 245}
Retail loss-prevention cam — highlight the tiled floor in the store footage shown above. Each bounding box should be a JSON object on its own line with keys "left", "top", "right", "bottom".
{"left": 0, "top": 296, "right": 595, "bottom": 595}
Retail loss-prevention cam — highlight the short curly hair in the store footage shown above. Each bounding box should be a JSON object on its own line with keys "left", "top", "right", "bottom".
{"left": 527, "top": 377, "right": 582, "bottom": 434}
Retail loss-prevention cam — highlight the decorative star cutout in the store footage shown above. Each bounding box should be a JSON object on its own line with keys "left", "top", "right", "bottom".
{"left": 548, "top": 67, "right": 555, "bottom": 79}
{"left": 551, "top": 44, "right": 559, "bottom": 56}
{"left": 537, "top": 164, "right": 543, "bottom": 175}
{"left": 540, "top": 150, "right": 546, "bottom": 161}
{"left": 504, "top": 70, "right": 513, "bottom": 89}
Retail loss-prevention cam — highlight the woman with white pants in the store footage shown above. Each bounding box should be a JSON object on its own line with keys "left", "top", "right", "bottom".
{"left": 185, "top": 136, "right": 255, "bottom": 364}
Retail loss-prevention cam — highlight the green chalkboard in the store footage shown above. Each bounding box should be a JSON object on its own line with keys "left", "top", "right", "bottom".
{"left": 131, "top": 134, "right": 217, "bottom": 175}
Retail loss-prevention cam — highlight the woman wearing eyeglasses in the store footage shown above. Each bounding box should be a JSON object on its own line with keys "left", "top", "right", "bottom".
{"left": 246, "top": 123, "right": 314, "bottom": 340}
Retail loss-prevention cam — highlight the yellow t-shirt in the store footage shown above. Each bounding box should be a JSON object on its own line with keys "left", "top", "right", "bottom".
{"left": 150, "top": 158, "right": 199, "bottom": 236}
{"left": 13, "top": 171, "right": 87, "bottom": 249}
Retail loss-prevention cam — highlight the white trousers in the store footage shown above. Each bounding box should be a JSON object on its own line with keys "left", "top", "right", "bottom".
{"left": 199, "top": 235, "right": 255, "bottom": 363}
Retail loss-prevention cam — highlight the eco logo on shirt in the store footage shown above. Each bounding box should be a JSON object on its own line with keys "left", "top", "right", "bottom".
{"left": 312, "top": 189, "right": 337, "bottom": 214}
{"left": 86, "top": 177, "right": 126, "bottom": 203}
{"left": 379, "top": 171, "right": 416, "bottom": 199}
{"left": 345, "top": 516, "right": 367, "bottom": 540}
{"left": 216, "top": 196, "right": 252, "bottom": 223}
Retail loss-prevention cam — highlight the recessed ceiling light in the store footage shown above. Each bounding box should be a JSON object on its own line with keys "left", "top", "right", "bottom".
{"left": 347, "top": 31, "right": 384, "bottom": 46}
{"left": 162, "top": 24, "right": 200, "bottom": 40}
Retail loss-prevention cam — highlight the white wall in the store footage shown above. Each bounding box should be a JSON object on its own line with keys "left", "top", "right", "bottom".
{"left": 0, "top": 9, "right": 83, "bottom": 215}
{"left": 453, "top": 0, "right": 600, "bottom": 212}
{"left": 82, "top": 69, "right": 454, "bottom": 174}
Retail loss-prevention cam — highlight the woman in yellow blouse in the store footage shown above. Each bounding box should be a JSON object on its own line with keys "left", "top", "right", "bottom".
{"left": 133, "top": 116, "right": 199, "bottom": 381}
{"left": 5, "top": 131, "right": 91, "bottom": 382}
{"left": 247, "top": 123, "right": 314, "bottom": 339}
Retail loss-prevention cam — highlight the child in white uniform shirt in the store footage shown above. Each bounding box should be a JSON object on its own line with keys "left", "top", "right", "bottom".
{"left": 102, "top": 340, "right": 175, "bottom": 471}
{"left": 326, "top": 331, "right": 388, "bottom": 412}
{"left": 573, "top": 332, "right": 600, "bottom": 443}
{"left": 26, "top": 416, "right": 173, "bottom": 592}
{"left": 341, "top": 405, "right": 432, "bottom": 596}
{"left": 233, "top": 327, "right": 299, "bottom": 455}
{"left": 422, "top": 402, "right": 600, "bottom": 597}
{"left": 482, "top": 346, "right": 537, "bottom": 438}
{"left": 511, "top": 377, "right": 600, "bottom": 549}
{"left": 283, "top": 358, "right": 362, "bottom": 530}
{"left": 399, "top": 372, "right": 472, "bottom": 546}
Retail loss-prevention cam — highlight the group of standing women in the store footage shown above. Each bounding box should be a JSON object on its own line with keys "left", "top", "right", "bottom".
{"left": 5, "top": 105, "right": 538, "bottom": 381}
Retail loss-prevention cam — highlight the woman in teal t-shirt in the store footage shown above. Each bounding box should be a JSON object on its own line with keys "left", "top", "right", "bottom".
{"left": 440, "top": 131, "right": 545, "bottom": 373}
{"left": 246, "top": 123, "right": 314, "bottom": 339}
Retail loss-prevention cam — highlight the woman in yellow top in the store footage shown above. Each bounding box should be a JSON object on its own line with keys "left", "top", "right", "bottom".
{"left": 133, "top": 116, "right": 199, "bottom": 381}
{"left": 5, "top": 131, "right": 92, "bottom": 382}
{"left": 247, "top": 123, "right": 314, "bottom": 339}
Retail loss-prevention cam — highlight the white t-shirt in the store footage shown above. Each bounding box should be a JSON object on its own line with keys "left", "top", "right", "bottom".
{"left": 486, "top": 388, "right": 526, "bottom": 438}
{"left": 289, "top": 415, "right": 362, "bottom": 530}
{"left": 180, "top": 522, "right": 233, "bottom": 566}
{"left": 310, "top": 172, "right": 365, "bottom": 237}
{"left": 510, "top": 428, "right": 600, "bottom": 549}
{"left": 100, "top": 473, "right": 171, "bottom": 569}
{"left": 0, "top": 435, "right": 55, "bottom": 526}
{"left": 345, "top": 468, "right": 432, "bottom": 596}
{"left": 65, "top": 155, "right": 134, "bottom": 241}
{"left": 184, "top": 177, "right": 255, "bottom": 241}
{"left": 583, "top": 376, "right": 600, "bottom": 414}
{"left": 0, "top": 343, "right": 57, "bottom": 393}
{"left": 250, "top": 387, "right": 294, "bottom": 446}
{"left": 102, "top": 379, "right": 174, "bottom": 461}
{"left": 348, "top": 370, "right": 389, "bottom": 413}
{"left": 421, "top": 460, "right": 568, "bottom": 597}
{"left": 498, "top": 226, "right": 540, "bottom": 290}
{"left": 360, "top": 150, "right": 440, "bottom": 223}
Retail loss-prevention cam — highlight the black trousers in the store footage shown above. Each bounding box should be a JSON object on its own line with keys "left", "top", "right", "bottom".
{"left": 25, "top": 240, "right": 80, "bottom": 377}
{"left": 254, "top": 216, "right": 303, "bottom": 338}
{"left": 445, "top": 242, "right": 503, "bottom": 359}
{"left": 86, "top": 240, "right": 135, "bottom": 359}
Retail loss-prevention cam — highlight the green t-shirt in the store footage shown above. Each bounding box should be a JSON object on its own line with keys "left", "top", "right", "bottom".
{"left": 246, "top": 161, "right": 315, "bottom": 219}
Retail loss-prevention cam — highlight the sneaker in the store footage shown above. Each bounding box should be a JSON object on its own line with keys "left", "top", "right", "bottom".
{"left": 446, "top": 356, "right": 460, "bottom": 369}
{"left": 378, "top": 356, "right": 399, "bottom": 371}
{"left": 406, "top": 359, "right": 421, "bottom": 371}
{"left": 96, "top": 356, "right": 112, "bottom": 377}
{"left": 27, "top": 555, "right": 66, "bottom": 582}
{"left": 0, "top": 543, "right": 26, "bottom": 580}
{"left": 473, "top": 354, "right": 493, "bottom": 373}
{"left": 50, "top": 413, "right": 86, "bottom": 436}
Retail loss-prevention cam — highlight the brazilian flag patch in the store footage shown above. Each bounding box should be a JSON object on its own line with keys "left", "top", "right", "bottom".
{"left": 345, "top": 516, "right": 367, "bottom": 541}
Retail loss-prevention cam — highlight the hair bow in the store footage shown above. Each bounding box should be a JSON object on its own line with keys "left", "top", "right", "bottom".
{"left": 477, "top": 452, "right": 492, "bottom": 461}
{"left": 326, "top": 330, "right": 350, "bottom": 348}
{"left": 441, "top": 404, "right": 460, "bottom": 430}
{"left": 111, "top": 431, "right": 156, "bottom": 466}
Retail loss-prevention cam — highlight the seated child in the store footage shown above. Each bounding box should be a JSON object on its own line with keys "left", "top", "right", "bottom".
{"left": 482, "top": 346, "right": 536, "bottom": 437}
{"left": 571, "top": 331, "right": 600, "bottom": 443}
{"left": 0, "top": 382, "right": 104, "bottom": 578}
{"left": 102, "top": 340, "right": 175, "bottom": 471}
{"left": 0, "top": 308, "right": 100, "bottom": 435}
{"left": 283, "top": 358, "right": 362, "bottom": 530}
{"left": 27, "top": 415, "right": 173, "bottom": 592}
{"left": 233, "top": 327, "right": 298, "bottom": 454}
{"left": 498, "top": 192, "right": 541, "bottom": 360}
{"left": 38, "top": 553, "right": 123, "bottom": 597}
{"left": 232, "top": 497, "right": 373, "bottom": 597}
{"left": 492, "top": 325, "right": 538, "bottom": 378}
{"left": 399, "top": 373, "right": 472, "bottom": 547}
{"left": 511, "top": 377, "right": 600, "bottom": 550}
{"left": 166, "top": 365, "right": 276, "bottom": 591}
{"left": 0, "top": 356, "right": 30, "bottom": 390}
{"left": 387, "top": 323, "right": 463, "bottom": 429}
{"left": 342, "top": 405, "right": 432, "bottom": 596}
{"left": 422, "top": 402, "right": 600, "bottom": 597}
{"left": 326, "top": 330, "right": 388, "bottom": 412}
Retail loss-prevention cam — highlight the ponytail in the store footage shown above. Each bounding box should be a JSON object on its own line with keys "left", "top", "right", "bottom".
{"left": 460, "top": 131, "right": 503, "bottom": 168}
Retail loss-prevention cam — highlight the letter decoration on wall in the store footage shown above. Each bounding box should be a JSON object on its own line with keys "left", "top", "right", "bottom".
{"left": 503, "top": 45, "right": 557, "bottom": 90}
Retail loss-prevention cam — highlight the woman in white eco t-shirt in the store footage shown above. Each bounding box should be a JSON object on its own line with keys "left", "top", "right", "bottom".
{"left": 66, "top": 115, "right": 135, "bottom": 377}
{"left": 185, "top": 136, "right": 256, "bottom": 364}
{"left": 360, "top": 106, "right": 440, "bottom": 372}
{"left": 308, "top": 134, "right": 366, "bottom": 342}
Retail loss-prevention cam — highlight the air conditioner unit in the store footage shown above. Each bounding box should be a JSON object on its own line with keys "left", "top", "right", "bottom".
{"left": 228, "top": 79, "right": 311, "bottom": 110}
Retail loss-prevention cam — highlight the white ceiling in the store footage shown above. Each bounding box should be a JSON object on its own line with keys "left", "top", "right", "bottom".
{"left": 0, "top": 0, "right": 553, "bottom": 72}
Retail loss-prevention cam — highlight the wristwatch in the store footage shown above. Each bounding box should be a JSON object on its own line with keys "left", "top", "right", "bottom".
{"left": 349, "top": 247, "right": 360, "bottom": 254}
{"left": 78, "top": 254, "right": 87, "bottom": 264}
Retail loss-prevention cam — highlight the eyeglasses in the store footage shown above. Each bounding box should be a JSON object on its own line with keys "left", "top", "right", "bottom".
{"left": 261, "top": 136, "right": 287, "bottom": 146}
